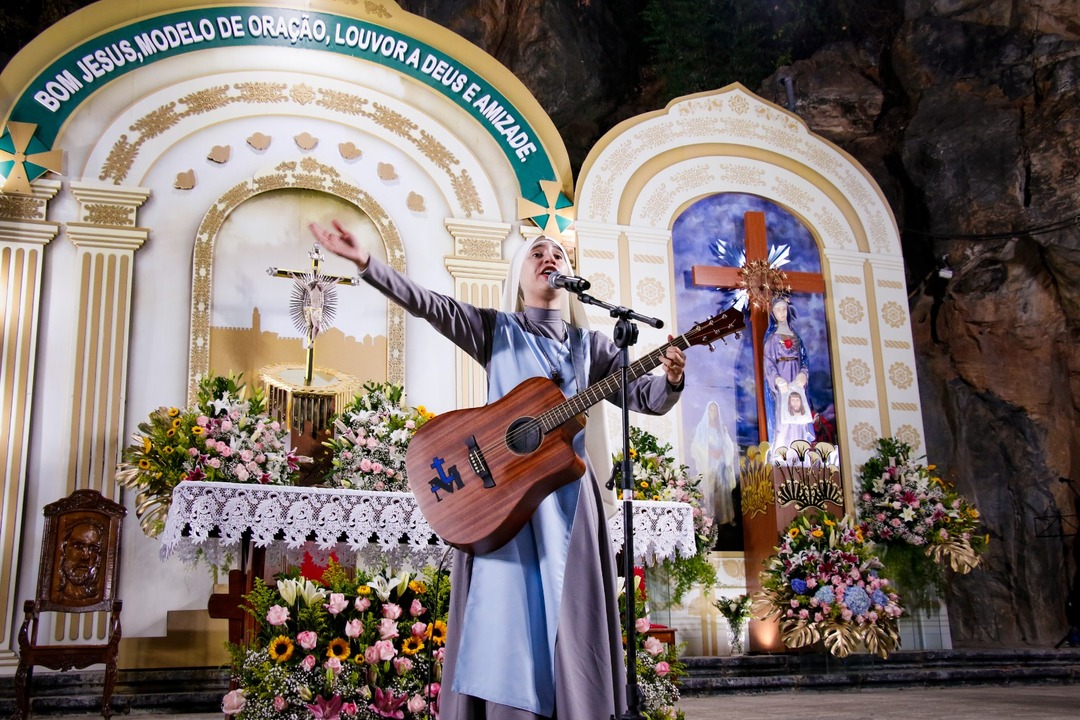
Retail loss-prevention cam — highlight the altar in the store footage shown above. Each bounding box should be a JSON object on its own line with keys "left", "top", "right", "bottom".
{"left": 161, "top": 480, "right": 698, "bottom": 572}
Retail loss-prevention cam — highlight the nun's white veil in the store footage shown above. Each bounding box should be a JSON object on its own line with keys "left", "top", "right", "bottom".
{"left": 501, "top": 235, "right": 618, "bottom": 515}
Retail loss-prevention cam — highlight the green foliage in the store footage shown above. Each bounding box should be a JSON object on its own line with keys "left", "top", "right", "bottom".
{"left": 612, "top": 426, "right": 718, "bottom": 607}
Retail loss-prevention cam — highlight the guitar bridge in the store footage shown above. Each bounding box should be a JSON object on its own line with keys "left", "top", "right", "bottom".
{"left": 466, "top": 435, "right": 496, "bottom": 488}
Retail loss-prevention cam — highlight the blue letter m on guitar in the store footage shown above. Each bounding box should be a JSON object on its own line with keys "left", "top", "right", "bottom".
{"left": 428, "top": 456, "right": 464, "bottom": 502}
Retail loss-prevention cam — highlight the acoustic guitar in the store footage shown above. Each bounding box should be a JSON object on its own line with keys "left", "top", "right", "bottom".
{"left": 405, "top": 308, "right": 745, "bottom": 554}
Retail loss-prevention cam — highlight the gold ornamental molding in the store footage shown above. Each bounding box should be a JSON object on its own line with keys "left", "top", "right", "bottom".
{"left": 188, "top": 158, "right": 407, "bottom": 401}
{"left": 96, "top": 80, "right": 483, "bottom": 218}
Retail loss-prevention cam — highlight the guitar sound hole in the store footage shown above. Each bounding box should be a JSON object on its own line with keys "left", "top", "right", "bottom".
{"left": 506, "top": 417, "right": 542, "bottom": 455}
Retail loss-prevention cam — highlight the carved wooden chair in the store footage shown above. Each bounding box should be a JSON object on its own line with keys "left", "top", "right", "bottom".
{"left": 15, "top": 489, "right": 127, "bottom": 719}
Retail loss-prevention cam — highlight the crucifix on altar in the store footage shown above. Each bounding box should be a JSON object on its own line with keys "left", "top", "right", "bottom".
{"left": 691, "top": 209, "right": 840, "bottom": 653}
{"left": 259, "top": 243, "right": 362, "bottom": 484}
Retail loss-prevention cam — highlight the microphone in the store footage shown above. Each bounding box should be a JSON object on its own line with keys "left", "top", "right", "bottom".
{"left": 547, "top": 271, "right": 591, "bottom": 293}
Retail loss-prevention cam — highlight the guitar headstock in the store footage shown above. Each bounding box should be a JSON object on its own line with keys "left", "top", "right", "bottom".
{"left": 684, "top": 308, "right": 746, "bottom": 349}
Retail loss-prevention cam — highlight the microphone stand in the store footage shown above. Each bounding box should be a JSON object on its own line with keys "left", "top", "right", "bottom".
{"left": 572, "top": 288, "right": 664, "bottom": 720}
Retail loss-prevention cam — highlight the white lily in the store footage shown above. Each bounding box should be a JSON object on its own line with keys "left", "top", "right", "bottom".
{"left": 393, "top": 570, "right": 412, "bottom": 598}
{"left": 277, "top": 578, "right": 300, "bottom": 606}
{"left": 367, "top": 574, "right": 401, "bottom": 602}
{"left": 298, "top": 578, "right": 327, "bottom": 607}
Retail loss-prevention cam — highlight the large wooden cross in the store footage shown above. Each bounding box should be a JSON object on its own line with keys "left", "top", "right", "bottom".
{"left": 691, "top": 211, "right": 826, "bottom": 442}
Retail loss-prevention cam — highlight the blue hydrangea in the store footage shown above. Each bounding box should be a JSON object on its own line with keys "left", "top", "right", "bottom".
{"left": 790, "top": 578, "right": 808, "bottom": 594}
{"left": 845, "top": 586, "right": 871, "bottom": 616}
{"left": 813, "top": 585, "right": 835, "bottom": 604}
{"left": 871, "top": 589, "right": 890, "bottom": 607}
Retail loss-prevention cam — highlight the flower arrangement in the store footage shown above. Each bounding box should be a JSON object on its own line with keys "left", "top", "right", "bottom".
{"left": 619, "top": 573, "right": 687, "bottom": 720}
{"left": 856, "top": 437, "right": 988, "bottom": 612}
{"left": 323, "top": 382, "right": 434, "bottom": 492}
{"left": 224, "top": 563, "right": 449, "bottom": 720}
{"left": 755, "top": 511, "right": 904, "bottom": 658}
{"left": 611, "top": 426, "right": 718, "bottom": 604}
{"left": 713, "top": 594, "right": 752, "bottom": 654}
{"left": 116, "top": 373, "right": 300, "bottom": 537}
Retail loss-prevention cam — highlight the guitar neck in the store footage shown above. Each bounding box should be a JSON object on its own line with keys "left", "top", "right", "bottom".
{"left": 536, "top": 334, "right": 690, "bottom": 432}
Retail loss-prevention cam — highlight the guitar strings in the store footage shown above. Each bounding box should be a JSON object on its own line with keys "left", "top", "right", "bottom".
{"left": 481, "top": 314, "right": 738, "bottom": 458}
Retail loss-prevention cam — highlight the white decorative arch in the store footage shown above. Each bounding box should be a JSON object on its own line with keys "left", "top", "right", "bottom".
{"left": 575, "top": 84, "right": 924, "bottom": 496}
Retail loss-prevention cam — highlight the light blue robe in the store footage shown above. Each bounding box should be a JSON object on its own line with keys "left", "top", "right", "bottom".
{"left": 452, "top": 314, "right": 588, "bottom": 715}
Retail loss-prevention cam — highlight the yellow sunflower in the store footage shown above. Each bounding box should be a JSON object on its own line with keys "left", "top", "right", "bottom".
{"left": 356, "top": 585, "right": 371, "bottom": 596}
{"left": 408, "top": 579, "right": 426, "bottom": 594}
{"left": 811, "top": 528, "right": 824, "bottom": 538}
{"left": 823, "top": 516, "right": 835, "bottom": 527}
{"left": 788, "top": 527, "right": 800, "bottom": 539}
{"left": 402, "top": 636, "right": 425, "bottom": 655}
{"left": 326, "top": 637, "right": 350, "bottom": 661}
{"left": 191, "top": 426, "right": 204, "bottom": 435}
{"left": 142, "top": 437, "right": 152, "bottom": 453}
{"left": 268, "top": 635, "right": 294, "bottom": 663}
{"left": 138, "top": 459, "right": 151, "bottom": 470}
{"left": 167, "top": 407, "right": 180, "bottom": 417}
{"left": 639, "top": 481, "right": 649, "bottom": 489}
{"left": 172, "top": 418, "right": 182, "bottom": 429}
{"left": 166, "top": 428, "right": 176, "bottom": 437}
{"left": 426, "top": 620, "right": 447, "bottom": 646}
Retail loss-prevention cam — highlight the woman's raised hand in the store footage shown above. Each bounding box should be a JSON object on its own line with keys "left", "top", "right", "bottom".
{"left": 309, "top": 219, "right": 370, "bottom": 270}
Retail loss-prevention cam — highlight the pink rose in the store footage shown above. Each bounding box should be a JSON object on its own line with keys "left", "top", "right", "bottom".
{"left": 297, "top": 630, "right": 317, "bottom": 650}
{"left": 655, "top": 661, "right": 670, "bottom": 677}
{"left": 360, "top": 458, "right": 373, "bottom": 472}
{"left": 393, "top": 656, "right": 414, "bottom": 675}
{"left": 371, "top": 462, "right": 384, "bottom": 474}
{"left": 196, "top": 415, "right": 209, "bottom": 426}
{"left": 643, "top": 636, "right": 664, "bottom": 656}
{"left": 221, "top": 689, "right": 246, "bottom": 715}
{"left": 374, "top": 639, "right": 397, "bottom": 661}
{"left": 407, "top": 695, "right": 427, "bottom": 714}
{"left": 345, "top": 618, "right": 363, "bottom": 638}
{"left": 220, "top": 445, "right": 233, "bottom": 457}
{"left": 364, "top": 645, "right": 381, "bottom": 665}
{"left": 266, "top": 605, "right": 289, "bottom": 626}
{"left": 425, "top": 683, "right": 441, "bottom": 698}
{"left": 342, "top": 701, "right": 358, "bottom": 717}
{"left": 273, "top": 695, "right": 288, "bottom": 712}
{"left": 433, "top": 647, "right": 445, "bottom": 663}
{"left": 354, "top": 597, "right": 371, "bottom": 612}
{"left": 410, "top": 599, "right": 426, "bottom": 617}
{"left": 382, "top": 603, "right": 402, "bottom": 620}
{"left": 411, "top": 622, "right": 427, "bottom": 638}
{"left": 301, "top": 654, "right": 316, "bottom": 671}
{"left": 325, "top": 656, "right": 343, "bottom": 674}
{"left": 325, "top": 593, "right": 349, "bottom": 615}
{"left": 635, "top": 617, "right": 650, "bottom": 633}
{"left": 379, "top": 617, "right": 399, "bottom": 639}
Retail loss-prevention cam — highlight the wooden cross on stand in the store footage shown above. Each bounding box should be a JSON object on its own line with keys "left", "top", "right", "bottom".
{"left": 267, "top": 244, "right": 359, "bottom": 385}
{"left": 691, "top": 211, "right": 826, "bottom": 443}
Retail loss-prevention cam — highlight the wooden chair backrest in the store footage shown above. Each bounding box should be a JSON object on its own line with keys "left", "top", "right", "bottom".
{"left": 34, "top": 489, "right": 126, "bottom": 614}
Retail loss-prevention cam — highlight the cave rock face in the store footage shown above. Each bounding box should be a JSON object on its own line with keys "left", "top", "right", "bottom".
{"left": 756, "top": 7, "right": 1080, "bottom": 644}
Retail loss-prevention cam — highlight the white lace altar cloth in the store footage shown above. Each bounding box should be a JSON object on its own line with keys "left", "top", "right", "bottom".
{"left": 160, "top": 481, "right": 696, "bottom": 570}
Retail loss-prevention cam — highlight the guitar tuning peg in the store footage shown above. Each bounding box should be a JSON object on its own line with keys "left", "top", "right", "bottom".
{"left": 707, "top": 343, "right": 715, "bottom": 352}
{"left": 734, "top": 332, "right": 742, "bottom": 340}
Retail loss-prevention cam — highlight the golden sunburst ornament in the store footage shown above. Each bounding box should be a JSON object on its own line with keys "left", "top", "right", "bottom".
{"left": 738, "top": 259, "right": 791, "bottom": 311}
{"left": 0, "top": 121, "right": 63, "bottom": 196}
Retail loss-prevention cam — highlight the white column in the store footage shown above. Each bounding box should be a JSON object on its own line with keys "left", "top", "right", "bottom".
{"left": 0, "top": 179, "right": 61, "bottom": 666}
